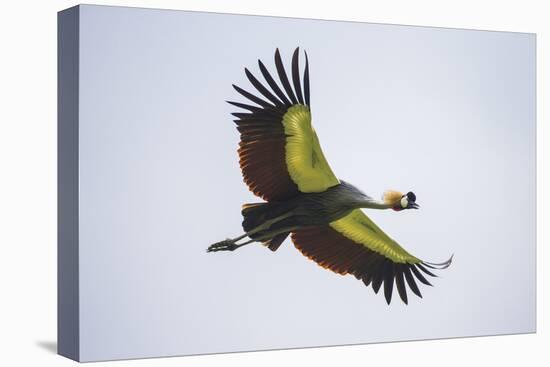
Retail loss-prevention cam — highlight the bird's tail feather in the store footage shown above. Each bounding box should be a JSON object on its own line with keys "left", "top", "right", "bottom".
{"left": 241, "top": 202, "right": 291, "bottom": 251}
{"left": 241, "top": 202, "right": 290, "bottom": 233}
{"left": 241, "top": 202, "right": 271, "bottom": 233}
{"left": 264, "top": 232, "right": 290, "bottom": 252}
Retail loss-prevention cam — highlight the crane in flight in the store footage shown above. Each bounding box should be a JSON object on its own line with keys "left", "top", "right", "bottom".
{"left": 207, "top": 47, "right": 452, "bottom": 304}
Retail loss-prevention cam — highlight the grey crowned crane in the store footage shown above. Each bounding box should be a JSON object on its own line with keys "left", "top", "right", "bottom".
{"left": 207, "top": 47, "right": 453, "bottom": 305}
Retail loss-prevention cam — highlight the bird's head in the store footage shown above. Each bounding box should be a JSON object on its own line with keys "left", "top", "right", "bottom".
{"left": 383, "top": 190, "right": 420, "bottom": 211}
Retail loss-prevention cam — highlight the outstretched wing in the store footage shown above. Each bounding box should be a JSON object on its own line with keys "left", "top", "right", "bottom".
{"left": 292, "top": 209, "right": 453, "bottom": 304}
{"left": 229, "top": 47, "right": 339, "bottom": 201}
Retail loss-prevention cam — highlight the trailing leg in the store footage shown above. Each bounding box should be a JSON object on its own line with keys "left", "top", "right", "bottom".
{"left": 206, "top": 209, "right": 294, "bottom": 253}
{"left": 206, "top": 236, "right": 253, "bottom": 252}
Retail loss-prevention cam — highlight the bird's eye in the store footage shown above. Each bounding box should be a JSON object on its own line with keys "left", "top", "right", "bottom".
{"left": 400, "top": 197, "right": 409, "bottom": 208}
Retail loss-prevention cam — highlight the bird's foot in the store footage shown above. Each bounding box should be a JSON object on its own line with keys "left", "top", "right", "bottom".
{"left": 207, "top": 239, "right": 239, "bottom": 252}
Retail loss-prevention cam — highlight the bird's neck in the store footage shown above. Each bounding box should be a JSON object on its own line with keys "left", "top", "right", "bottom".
{"left": 356, "top": 198, "right": 393, "bottom": 210}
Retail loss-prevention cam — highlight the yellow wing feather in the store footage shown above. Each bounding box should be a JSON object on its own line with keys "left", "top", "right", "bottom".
{"left": 329, "top": 209, "right": 421, "bottom": 264}
{"left": 282, "top": 105, "right": 339, "bottom": 193}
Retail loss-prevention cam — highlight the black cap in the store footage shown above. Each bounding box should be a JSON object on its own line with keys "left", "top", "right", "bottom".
{"left": 406, "top": 191, "right": 416, "bottom": 202}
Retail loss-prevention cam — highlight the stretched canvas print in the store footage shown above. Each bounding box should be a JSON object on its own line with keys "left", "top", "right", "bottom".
{"left": 58, "top": 4, "right": 536, "bottom": 362}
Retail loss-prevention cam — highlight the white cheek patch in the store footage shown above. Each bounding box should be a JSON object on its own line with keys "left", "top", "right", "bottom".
{"left": 400, "top": 197, "right": 409, "bottom": 208}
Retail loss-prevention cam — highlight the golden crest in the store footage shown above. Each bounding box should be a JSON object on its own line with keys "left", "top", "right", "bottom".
{"left": 382, "top": 190, "right": 403, "bottom": 205}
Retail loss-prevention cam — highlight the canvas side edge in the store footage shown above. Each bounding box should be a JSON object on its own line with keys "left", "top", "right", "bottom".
{"left": 57, "top": 5, "right": 80, "bottom": 362}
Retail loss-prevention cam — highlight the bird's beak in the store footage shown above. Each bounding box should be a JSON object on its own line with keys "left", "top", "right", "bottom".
{"left": 410, "top": 202, "right": 420, "bottom": 209}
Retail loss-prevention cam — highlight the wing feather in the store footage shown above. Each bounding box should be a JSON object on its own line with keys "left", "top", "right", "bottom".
{"left": 232, "top": 84, "right": 275, "bottom": 109}
{"left": 274, "top": 48, "right": 299, "bottom": 104}
{"left": 411, "top": 265, "right": 432, "bottom": 286}
{"left": 395, "top": 265, "right": 409, "bottom": 304}
{"left": 303, "top": 51, "right": 310, "bottom": 106}
{"left": 383, "top": 262, "right": 395, "bottom": 304}
{"left": 292, "top": 47, "right": 305, "bottom": 104}
{"left": 244, "top": 68, "right": 285, "bottom": 107}
{"left": 417, "top": 263, "right": 438, "bottom": 277}
{"left": 230, "top": 48, "right": 339, "bottom": 201}
{"left": 258, "top": 59, "right": 292, "bottom": 106}
{"left": 403, "top": 266, "right": 423, "bottom": 298}
{"left": 291, "top": 209, "right": 452, "bottom": 304}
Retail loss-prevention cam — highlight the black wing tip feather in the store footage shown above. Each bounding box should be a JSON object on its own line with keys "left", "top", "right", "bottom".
{"left": 383, "top": 262, "right": 395, "bottom": 305}
{"left": 257, "top": 58, "right": 292, "bottom": 106}
{"left": 291, "top": 47, "right": 305, "bottom": 104}
{"left": 361, "top": 256, "right": 455, "bottom": 305}
{"left": 226, "top": 100, "right": 254, "bottom": 110}
{"left": 273, "top": 48, "right": 299, "bottom": 105}
{"left": 232, "top": 47, "right": 311, "bottom": 114}
{"left": 395, "top": 265, "right": 409, "bottom": 305}
{"left": 424, "top": 254, "right": 454, "bottom": 269}
{"left": 371, "top": 275, "right": 383, "bottom": 294}
{"left": 417, "top": 263, "right": 437, "bottom": 278}
{"left": 403, "top": 267, "right": 422, "bottom": 299}
{"left": 303, "top": 50, "right": 310, "bottom": 106}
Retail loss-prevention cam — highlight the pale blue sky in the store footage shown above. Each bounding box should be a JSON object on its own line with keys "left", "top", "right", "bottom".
{"left": 76, "top": 4, "right": 535, "bottom": 361}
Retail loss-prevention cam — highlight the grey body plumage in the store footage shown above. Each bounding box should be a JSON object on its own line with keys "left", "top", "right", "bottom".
{"left": 208, "top": 181, "right": 395, "bottom": 252}
{"left": 266, "top": 180, "right": 387, "bottom": 227}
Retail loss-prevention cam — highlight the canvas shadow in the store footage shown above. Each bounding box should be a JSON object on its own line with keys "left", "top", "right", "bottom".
{"left": 36, "top": 340, "right": 57, "bottom": 354}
